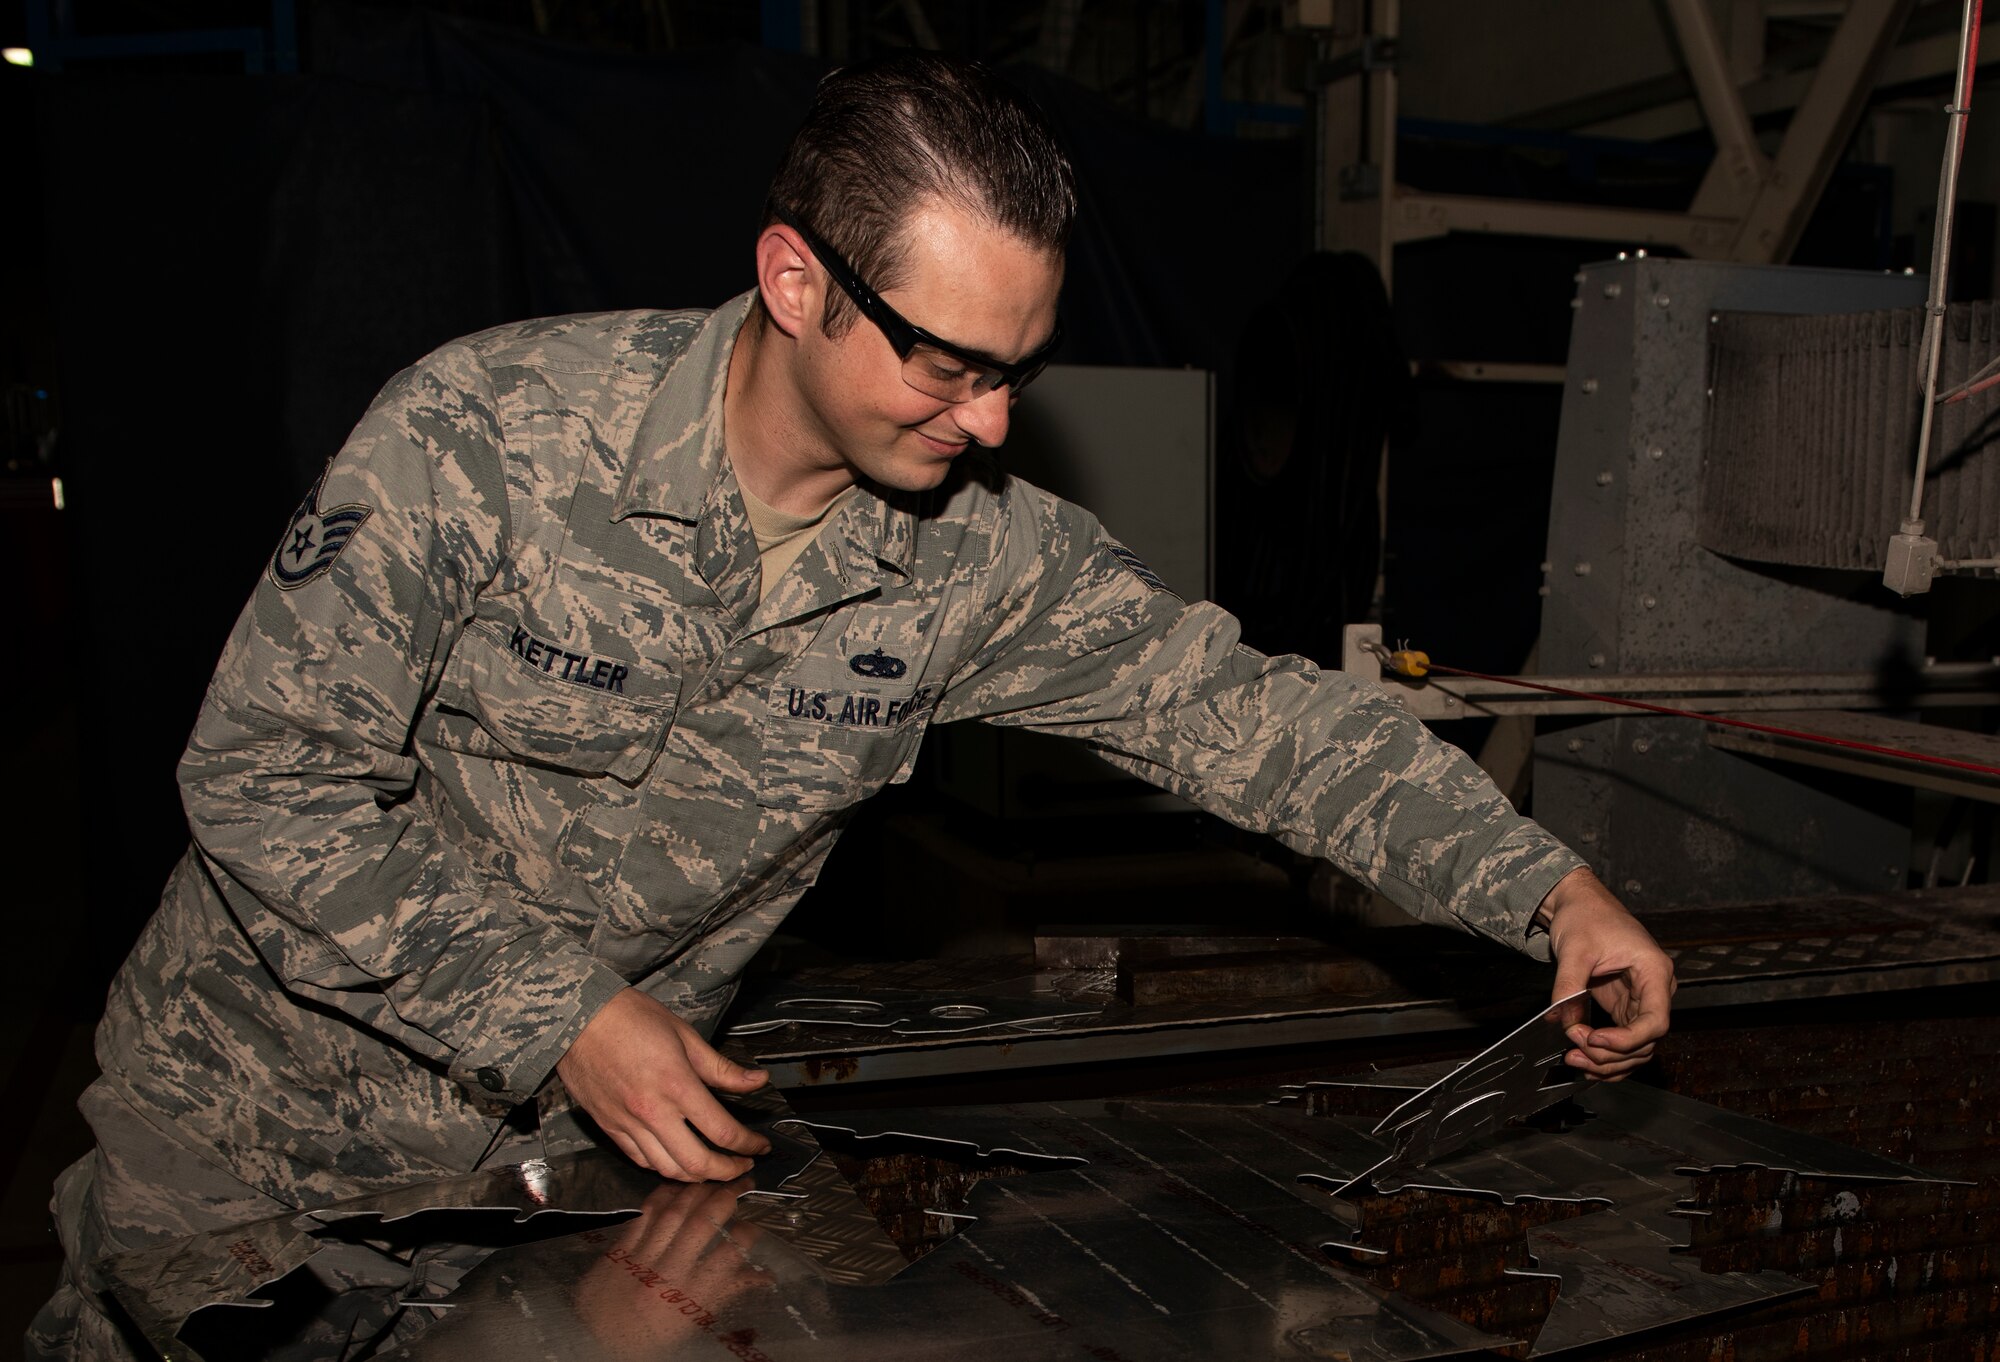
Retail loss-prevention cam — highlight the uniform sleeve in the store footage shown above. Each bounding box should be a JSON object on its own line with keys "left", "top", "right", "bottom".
{"left": 179, "top": 344, "right": 630, "bottom": 1106}
{"left": 931, "top": 483, "right": 1583, "bottom": 961}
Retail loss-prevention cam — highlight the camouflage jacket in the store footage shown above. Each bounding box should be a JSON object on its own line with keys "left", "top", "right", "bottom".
{"left": 99, "top": 292, "right": 1583, "bottom": 1206}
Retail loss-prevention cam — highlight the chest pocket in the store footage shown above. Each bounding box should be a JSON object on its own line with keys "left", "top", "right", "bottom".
{"left": 428, "top": 618, "right": 679, "bottom": 784}
{"left": 757, "top": 606, "right": 937, "bottom": 811}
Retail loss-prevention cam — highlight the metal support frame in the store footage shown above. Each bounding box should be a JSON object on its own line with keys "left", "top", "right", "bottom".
{"left": 1316, "top": 0, "right": 1914, "bottom": 267}
{"left": 1727, "top": 0, "right": 1916, "bottom": 263}
{"left": 1589, "top": 15, "right": 2000, "bottom": 143}
{"left": 1316, "top": 0, "right": 1400, "bottom": 279}
{"left": 1668, "top": 0, "right": 1773, "bottom": 220}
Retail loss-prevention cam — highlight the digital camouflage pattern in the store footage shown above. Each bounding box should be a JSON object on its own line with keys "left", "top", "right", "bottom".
{"left": 91, "top": 289, "right": 1583, "bottom": 1216}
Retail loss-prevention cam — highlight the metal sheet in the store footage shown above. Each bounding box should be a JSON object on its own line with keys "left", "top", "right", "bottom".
{"left": 100, "top": 1011, "right": 1973, "bottom": 1361}
{"left": 99, "top": 1092, "right": 837, "bottom": 1356}
{"left": 376, "top": 1102, "right": 1516, "bottom": 1362}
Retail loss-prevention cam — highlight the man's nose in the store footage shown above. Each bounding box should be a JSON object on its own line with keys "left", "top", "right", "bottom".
{"left": 950, "top": 385, "right": 1014, "bottom": 448}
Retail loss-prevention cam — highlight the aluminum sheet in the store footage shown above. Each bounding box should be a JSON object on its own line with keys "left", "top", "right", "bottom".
{"left": 376, "top": 1101, "right": 1515, "bottom": 1362}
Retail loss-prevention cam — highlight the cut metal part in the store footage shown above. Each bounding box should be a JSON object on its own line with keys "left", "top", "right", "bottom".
{"left": 1329, "top": 989, "right": 1595, "bottom": 1196}
{"left": 724, "top": 974, "right": 1101, "bottom": 1038}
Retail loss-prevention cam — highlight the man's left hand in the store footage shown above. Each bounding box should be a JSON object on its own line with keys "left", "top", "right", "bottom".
{"left": 1538, "top": 866, "right": 1677, "bottom": 1080}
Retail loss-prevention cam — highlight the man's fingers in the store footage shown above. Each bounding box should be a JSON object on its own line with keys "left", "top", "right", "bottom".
{"left": 640, "top": 1129, "right": 701, "bottom": 1183}
{"left": 681, "top": 1027, "right": 771, "bottom": 1095}
{"left": 651, "top": 1110, "right": 757, "bottom": 1183}
{"left": 606, "top": 1128, "right": 652, "bottom": 1172}
{"left": 1548, "top": 961, "right": 1594, "bottom": 1028}
{"left": 673, "top": 1078, "right": 773, "bottom": 1158}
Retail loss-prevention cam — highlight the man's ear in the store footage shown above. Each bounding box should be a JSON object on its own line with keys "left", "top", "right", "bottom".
{"left": 755, "top": 223, "right": 818, "bottom": 340}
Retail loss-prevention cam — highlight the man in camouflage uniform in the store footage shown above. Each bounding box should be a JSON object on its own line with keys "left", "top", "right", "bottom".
{"left": 33, "top": 52, "right": 1675, "bottom": 1360}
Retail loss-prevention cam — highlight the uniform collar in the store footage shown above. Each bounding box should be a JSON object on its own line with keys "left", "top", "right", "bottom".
{"left": 614, "top": 289, "right": 916, "bottom": 584}
{"left": 615, "top": 290, "right": 755, "bottom": 525}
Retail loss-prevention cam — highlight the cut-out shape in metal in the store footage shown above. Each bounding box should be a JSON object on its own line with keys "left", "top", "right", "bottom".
{"left": 1312, "top": 990, "right": 1594, "bottom": 1197}
{"left": 725, "top": 986, "right": 1098, "bottom": 1037}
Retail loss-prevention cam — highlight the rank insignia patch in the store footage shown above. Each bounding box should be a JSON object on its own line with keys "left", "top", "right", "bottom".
{"left": 269, "top": 478, "right": 373, "bottom": 590}
{"left": 1108, "top": 543, "right": 1172, "bottom": 595}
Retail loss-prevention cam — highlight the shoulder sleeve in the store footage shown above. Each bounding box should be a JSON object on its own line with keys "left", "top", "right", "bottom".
{"left": 930, "top": 483, "right": 1582, "bottom": 961}
{"left": 180, "top": 342, "right": 629, "bottom": 1106}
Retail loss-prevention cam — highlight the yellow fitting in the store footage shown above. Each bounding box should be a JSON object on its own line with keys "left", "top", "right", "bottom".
{"left": 1386, "top": 648, "right": 1431, "bottom": 678}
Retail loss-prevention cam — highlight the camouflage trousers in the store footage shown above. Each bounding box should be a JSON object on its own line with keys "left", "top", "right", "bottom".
{"left": 25, "top": 1079, "right": 472, "bottom": 1362}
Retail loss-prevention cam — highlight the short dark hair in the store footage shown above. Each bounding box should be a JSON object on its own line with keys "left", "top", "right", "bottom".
{"left": 762, "top": 52, "right": 1077, "bottom": 337}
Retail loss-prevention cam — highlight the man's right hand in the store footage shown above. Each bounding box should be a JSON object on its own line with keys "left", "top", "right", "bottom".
{"left": 557, "top": 988, "right": 773, "bottom": 1181}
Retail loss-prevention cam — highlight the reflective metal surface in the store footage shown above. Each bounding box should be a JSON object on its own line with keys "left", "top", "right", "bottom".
{"left": 100, "top": 1001, "right": 1966, "bottom": 1361}
{"left": 376, "top": 1101, "right": 1516, "bottom": 1362}
{"left": 1324, "top": 989, "right": 1593, "bottom": 1196}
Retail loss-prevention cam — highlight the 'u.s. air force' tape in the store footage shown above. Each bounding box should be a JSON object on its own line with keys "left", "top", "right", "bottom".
{"left": 270, "top": 480, "right": 372, "bottom": 591}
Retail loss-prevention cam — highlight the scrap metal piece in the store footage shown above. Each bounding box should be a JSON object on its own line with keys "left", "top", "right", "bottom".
{"left": 1316, "top": 991, "right": 1594, "bottom": 1197}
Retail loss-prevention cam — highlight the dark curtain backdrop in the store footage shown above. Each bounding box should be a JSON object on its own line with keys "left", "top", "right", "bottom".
{"left": 26, "top": 6, "right": 1306, "bottom": 974}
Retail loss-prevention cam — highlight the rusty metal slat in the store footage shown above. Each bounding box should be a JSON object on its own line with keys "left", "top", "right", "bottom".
{"left": 1691, "top": 1215, "right": 2000, "bottom": 1271}
{"left": 1654, "top": 1077, "right": 1991, "bottom": 1117}
{"left": 1681, "top": 1174, "right": 2000, "bottom": 1229}
{"left": 1609, "top": 1289, "right": 2000, "bottom": 1362}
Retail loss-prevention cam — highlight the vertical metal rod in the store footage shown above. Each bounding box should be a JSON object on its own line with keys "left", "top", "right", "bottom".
{"left": 1906, "top": 0, "right": 1983, "bottom": 528}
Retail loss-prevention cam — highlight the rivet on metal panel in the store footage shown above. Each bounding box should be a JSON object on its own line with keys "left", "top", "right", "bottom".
{"left": 1566, "top": 738, "right": 1585, "bottom": 753}
{"left": 1571, "top": 296, "right": 1583, "bottom": 309}
{"left": 1579, "top": 829, "right": 1598, "bottom": 843}
{"left": 1648, "top": 445, "right": 1665, "bottom": 460}
{"left": 1603, "top": 282, "right": 1622, "bottom": 298}
{"left": 1574, "top": 561, "right": 1592, "bottom": 576}
{"left": 1596, "top": 471, "right": 1613, "bottom": 486}
{"left": 1581, "top": 378, "right": 1598, "bottom": 394}
{"left": 1539, "top": 560, "right": 1552, "bottom": 573}
{"left": 1588, "top": 653, "right": 1606, "bottom": 668}
{"left": 1633, "top": 739, "right": 1651, "bottom": 754}
{"left": 1538, "top": 585, "right": 1550, "bottom": 596}
{"left": 1642, "top": 595, "right": 1658, "bottom": 610}
{"left": 1655, "top": 294, "right": 1672, "bottom": 308}
{"left": 1624, "top": 879, "right": 1643, "bottom": 894}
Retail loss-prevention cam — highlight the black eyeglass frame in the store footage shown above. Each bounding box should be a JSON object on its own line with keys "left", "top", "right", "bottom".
{"left": 772, "top": 204, "right": 1062, "bottom": 398}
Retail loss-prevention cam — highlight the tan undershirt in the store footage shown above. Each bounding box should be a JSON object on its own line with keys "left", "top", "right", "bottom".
{"left": 740, "top": 481, "right": 857, "bottom": 604}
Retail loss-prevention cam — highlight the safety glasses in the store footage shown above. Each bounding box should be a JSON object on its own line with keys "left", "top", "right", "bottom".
{"left": 774, "top": 204, "right": 1061, "bottom": 403}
